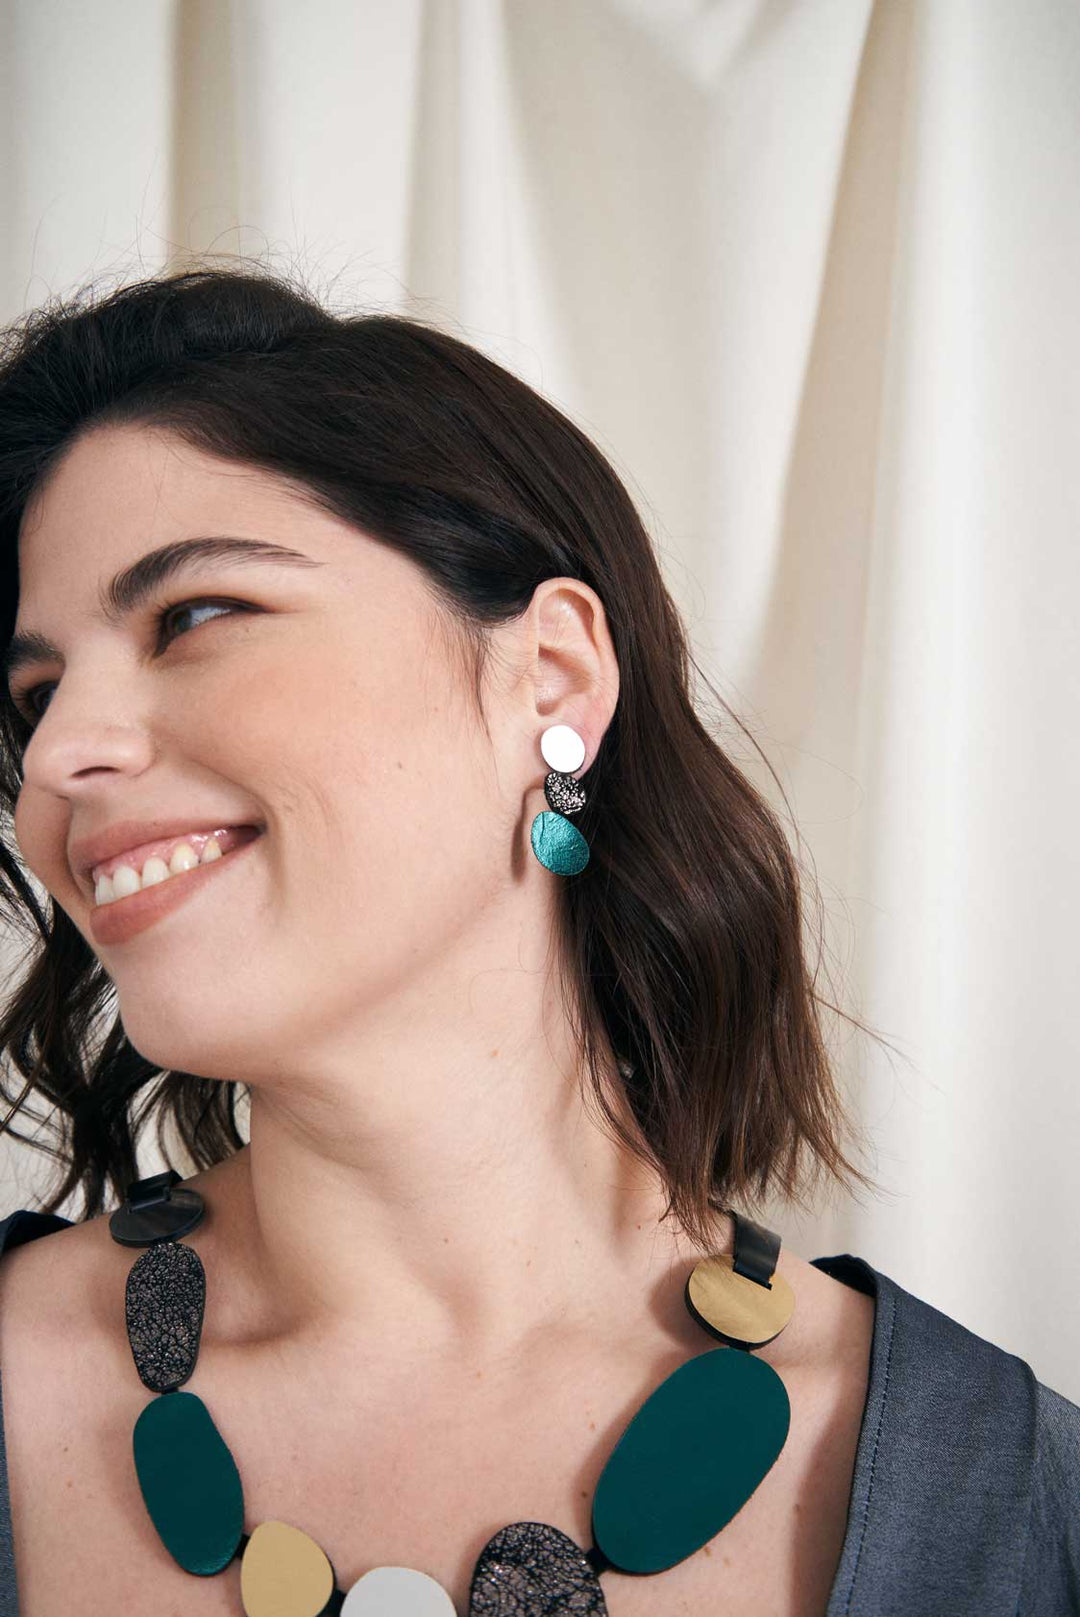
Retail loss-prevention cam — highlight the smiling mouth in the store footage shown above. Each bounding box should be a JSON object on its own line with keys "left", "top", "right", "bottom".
{"left": 90, "top": 826, "right": 263, "bottom": 906}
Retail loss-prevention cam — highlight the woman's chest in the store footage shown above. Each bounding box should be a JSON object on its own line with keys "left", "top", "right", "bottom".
{"left": 4, "top": 1337, "right": 865, "bottom": 1617}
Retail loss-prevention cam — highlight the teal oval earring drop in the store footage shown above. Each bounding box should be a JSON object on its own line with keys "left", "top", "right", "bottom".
{"left": 530, "top": 723, "right": 591, "bottom": 876}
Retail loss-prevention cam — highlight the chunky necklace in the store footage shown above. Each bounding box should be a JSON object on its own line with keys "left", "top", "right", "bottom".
{"left": 109, "top": 1171, "right": 796, "bottom": 1616}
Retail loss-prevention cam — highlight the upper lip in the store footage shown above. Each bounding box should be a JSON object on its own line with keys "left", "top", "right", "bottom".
{"left": 69, "top": 818, "right": 261, "bottom": 890}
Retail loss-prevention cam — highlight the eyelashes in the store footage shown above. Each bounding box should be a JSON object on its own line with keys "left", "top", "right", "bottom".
{"left": 9, "top": 597, "right": 250, "bottom": 728}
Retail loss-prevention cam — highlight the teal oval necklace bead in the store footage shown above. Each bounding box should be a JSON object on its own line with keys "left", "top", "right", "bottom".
{"left": 591, "top": 1346, "right": 791, "bottom": 1575}
{"left": 133, "top": 1389, "right": 245, "bottom": 1575}
{"left": 530, "top": 810, "right": 590, "bottom": 874}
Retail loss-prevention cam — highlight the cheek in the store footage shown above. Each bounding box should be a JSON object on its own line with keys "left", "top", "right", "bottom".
{"left": 12, "top": 790, "right": 69, "bottom": 894}
{"left": 313, "top": 723, "right": 504, "bottom": 884}
{"left": 241, "top": 736, "right": 511, "bottom": 1015}
{"left": 210, "top": 622, "right": 511, "bottom": 918}
{"left": 290, "top": 720, "right": 509, "bottom": 938}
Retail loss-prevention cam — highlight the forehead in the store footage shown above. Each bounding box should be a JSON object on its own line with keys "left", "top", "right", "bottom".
{"left": 18, "top": 423, "right": 310, "bottom": 576}
{"left": 5, "top": 422, "right": 452, "bottom": 689}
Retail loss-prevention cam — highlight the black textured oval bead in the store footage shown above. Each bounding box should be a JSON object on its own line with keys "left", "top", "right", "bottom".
{"left": 469, "top": 1522, "right": 608, "bottom": 1614}
{"left": 125, "top": 1239, "right": 206, "bottom": 1392}
{"left": 543, "top": 770, "right": 587, "bottom": 816}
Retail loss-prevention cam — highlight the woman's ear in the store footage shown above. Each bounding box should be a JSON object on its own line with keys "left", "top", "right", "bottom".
{"left": 529, "top": 578, "right": 620, "bottom": 764}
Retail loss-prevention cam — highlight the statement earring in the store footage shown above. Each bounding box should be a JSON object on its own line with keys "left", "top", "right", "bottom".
{"left": 530, "top": 723, "right": 591, "bottom": 876}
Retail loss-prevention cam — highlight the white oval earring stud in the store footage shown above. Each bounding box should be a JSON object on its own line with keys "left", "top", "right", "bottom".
{"left": 539, "top": 723, "right": 586, "bottom": 774}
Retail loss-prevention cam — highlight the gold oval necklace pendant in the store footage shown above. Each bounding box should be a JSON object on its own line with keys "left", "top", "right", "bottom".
{"left": 685, "top": 1251, "right": 795, "bottom": 1349}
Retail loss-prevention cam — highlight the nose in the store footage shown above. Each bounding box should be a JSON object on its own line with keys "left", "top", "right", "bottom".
{"left": 18, "top": 689, "right": 156, "bottom": 792}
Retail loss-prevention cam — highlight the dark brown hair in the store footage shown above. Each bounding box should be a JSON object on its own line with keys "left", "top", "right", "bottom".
{"left": 0, "top": 261, "right": 886, "bottom": 1245}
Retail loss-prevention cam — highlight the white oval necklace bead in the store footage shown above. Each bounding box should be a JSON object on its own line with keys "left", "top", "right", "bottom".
{"left": 341, "top": 1565, "right": 457, "bottom": 1613}
{"left": 540, "top": 724, "right": 585, "bottom": 774}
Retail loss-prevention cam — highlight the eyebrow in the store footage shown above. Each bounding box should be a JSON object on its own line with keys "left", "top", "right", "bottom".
{"left": 3, "top": 536, "right": 324, "bottom": 689}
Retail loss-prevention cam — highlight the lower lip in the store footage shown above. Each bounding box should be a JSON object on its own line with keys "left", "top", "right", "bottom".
{"left": 87, "top": 831, "right": 264, "bottom": 947}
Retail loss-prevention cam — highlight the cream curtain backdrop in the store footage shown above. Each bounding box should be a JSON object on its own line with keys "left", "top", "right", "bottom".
{"left": 1, "top": 0, "right": 1077, "bottom": 1402}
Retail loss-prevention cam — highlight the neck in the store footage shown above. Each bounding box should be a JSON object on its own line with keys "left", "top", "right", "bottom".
{"left": 182, "top": 1006, "right": 729, "bottom": 1371}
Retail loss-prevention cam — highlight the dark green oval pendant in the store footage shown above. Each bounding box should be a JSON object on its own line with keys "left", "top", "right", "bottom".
{"left": 133, "top": 1390, "right": 244, "bottom": 1575}
{"left": 591, "top": 1346, "right": 790, "bottom": 1574}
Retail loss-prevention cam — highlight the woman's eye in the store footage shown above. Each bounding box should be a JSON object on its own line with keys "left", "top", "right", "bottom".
{"left": 160, "top": 599, "right": 239, "bottom": 642}
{"left": 12, "top": 598, "right": 245, "bottom": 726}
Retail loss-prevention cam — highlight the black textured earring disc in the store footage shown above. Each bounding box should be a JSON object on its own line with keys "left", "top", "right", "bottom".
{"left": 543, "top": 770, "right": 587, "bottom": 815}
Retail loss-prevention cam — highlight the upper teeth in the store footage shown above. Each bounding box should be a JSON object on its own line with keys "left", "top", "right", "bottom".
{"left": 93, "top": 840, "right": 224, "bottom": 907}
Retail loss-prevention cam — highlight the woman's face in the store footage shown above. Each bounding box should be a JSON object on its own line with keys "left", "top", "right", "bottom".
{"left": 9, "top": 422, "right": 543, "bottom": 1087}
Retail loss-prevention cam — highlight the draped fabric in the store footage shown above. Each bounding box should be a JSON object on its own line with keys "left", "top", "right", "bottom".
{"left": 1, "top": 0, "right": 1077, "bottom": 1400}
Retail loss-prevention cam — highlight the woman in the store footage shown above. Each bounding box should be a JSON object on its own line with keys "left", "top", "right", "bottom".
{"left": 0, "top": 266, "right": 1073, "bottom": 1617}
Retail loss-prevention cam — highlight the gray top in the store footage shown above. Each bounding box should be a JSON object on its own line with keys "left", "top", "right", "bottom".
{"left": 0, "top": 1209, "right": 1076, "bottom": 1614}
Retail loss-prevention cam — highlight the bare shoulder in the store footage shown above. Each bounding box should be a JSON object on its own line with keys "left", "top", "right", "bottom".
{"left": 0, "top": 1211, "right": 156, "bottom": 1613}
{"left": 0, "top": 1208, "right": 124, "bottom": 1347}
{"left": 764, "top": 1243, "right": 877, "bottom": 1381}
{"left": 0, "top": 1210, "right": 131, "bottom": 1472}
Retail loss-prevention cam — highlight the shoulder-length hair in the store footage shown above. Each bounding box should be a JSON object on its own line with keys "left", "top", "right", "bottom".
{"left": 0, "top": 263, "right": 884, "bottom": 1244}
